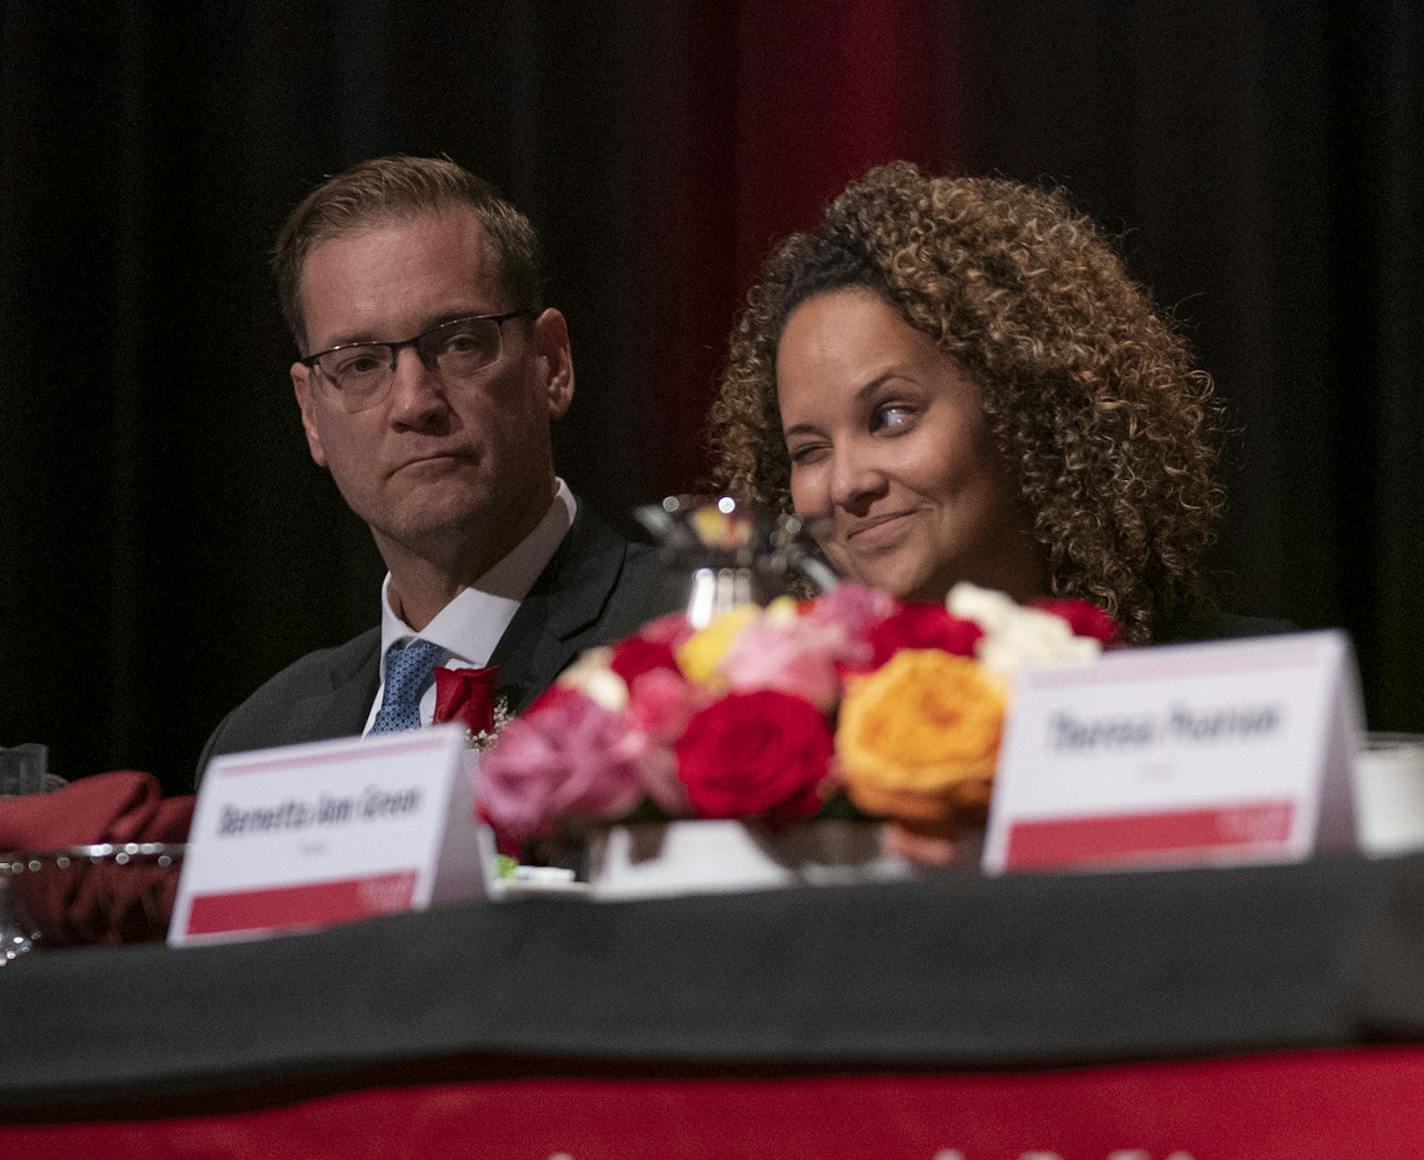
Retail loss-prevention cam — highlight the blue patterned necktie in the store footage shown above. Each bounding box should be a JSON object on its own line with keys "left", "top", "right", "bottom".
{"left": 369, "top": 638, "right": 445, "bottom": 734}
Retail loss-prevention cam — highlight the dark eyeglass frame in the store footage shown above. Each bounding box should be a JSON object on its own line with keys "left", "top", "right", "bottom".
{"left": 299, "top": 309, "right": 535, "bottom": 411}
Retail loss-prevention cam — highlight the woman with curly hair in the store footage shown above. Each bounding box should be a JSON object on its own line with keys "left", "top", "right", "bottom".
{"left": 711, "top": 161, "right": 1274, "bottom": 644}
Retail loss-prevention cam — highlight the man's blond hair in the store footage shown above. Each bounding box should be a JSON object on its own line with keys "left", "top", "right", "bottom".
{"left": 272, "top": 155, "right": 544, "bottom": 348}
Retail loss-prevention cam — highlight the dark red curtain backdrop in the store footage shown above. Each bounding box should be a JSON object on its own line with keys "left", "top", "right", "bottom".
{"left": 731, "top": 1, "right": 960, "bottom": 277}
{"left": 2, "top": 2, "right": 1419, "bottom": 792}
{"left": 644, "top": 1, "right": 962, "bottom": 508}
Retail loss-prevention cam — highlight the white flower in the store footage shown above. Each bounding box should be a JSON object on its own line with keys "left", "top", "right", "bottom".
{"left": 946, "top": 581, "right": 1101, "bottom": 677}
{"left": 945, "top": 582, "right": 1022, "bottom": 634}
{"left": 555, "top": 646, "right": 629, "bottom": 710}
{"left": 977, "top": 608, "right": 1101, "bottom": 677}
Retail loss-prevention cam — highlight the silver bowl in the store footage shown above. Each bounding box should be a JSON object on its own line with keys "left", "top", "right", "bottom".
{"left": 0, "top": 842, "right": 185, "bottom": 962}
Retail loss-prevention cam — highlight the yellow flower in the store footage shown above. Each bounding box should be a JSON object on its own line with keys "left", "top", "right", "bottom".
{"left": 689, "top": 506, "right": 752, "bottom": 549}
{"left": 762, "top": 596, "right": 801, "bottom": 625}
{"left": 676, "top": 605, "right": 761, "bottom": 687}
{"left": 836, "top": 649, "right": 1005, "bottom": 826}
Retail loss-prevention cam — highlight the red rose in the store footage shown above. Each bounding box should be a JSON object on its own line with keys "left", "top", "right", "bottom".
{"left": 609, "top": 634, "right": 680, "bottom": 685}
{"left": 858, "top": 602, "right": 984, "bottom": 670}
{"left": 1030, "top": 598, "right": 1120, "bottom": 646}
{"left": 674, "top": 690, "right": 833, "bottom": 823}
{"left": 433, "top": 665, "right": 500, "bottom": 735}
{"left": 526, "top": 683, "right": 579, "bottom": 716}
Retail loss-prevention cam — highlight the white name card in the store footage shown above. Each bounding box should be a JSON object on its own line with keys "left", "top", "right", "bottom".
{"left": 983, "top": 631, "right": 1362, "bottom": 874}
{"left": 169, "top": 726, "right": 489, "bottom": 945}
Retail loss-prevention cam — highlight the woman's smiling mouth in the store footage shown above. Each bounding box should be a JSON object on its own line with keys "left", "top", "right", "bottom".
{"left": 845, "top": 510, "right": 916, "bottom": 548}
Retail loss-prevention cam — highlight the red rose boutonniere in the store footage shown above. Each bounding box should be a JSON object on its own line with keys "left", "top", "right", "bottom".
{"left": 433, "top": 665, "right": 503, "bottom": 742}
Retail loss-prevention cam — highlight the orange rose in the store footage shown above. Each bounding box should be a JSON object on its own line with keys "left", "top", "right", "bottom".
{"left": 835, "top": 649, "right": 1004, "bottom": 828}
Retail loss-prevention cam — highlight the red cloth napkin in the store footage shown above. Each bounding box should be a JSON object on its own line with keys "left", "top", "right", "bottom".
{"left": 0, "top": 770, "right": 193, "bottom": 851}
{"left": 0, "top": 771, "right": 194, "bottom": 947}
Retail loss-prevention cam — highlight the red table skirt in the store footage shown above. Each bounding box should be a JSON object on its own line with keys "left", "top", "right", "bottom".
{"left": 8, "top": 1046, "right": 1424, "bottom": 1159}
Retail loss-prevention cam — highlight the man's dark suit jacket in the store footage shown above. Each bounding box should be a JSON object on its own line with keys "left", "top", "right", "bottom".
{"left": 197, "top": 508, "right": 671, "bottom": 781}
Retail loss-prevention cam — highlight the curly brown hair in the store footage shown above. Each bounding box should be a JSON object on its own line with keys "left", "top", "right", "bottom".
{"left": 710, "top": 162, "right": 1224, "bottom": 643}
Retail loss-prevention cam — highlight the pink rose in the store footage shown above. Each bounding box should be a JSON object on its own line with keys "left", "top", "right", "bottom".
{"left": 478, "top": 691, "right": 643, "bottom": 844}
{"left": 807, "top": 583, "right": 898, "bottom": 636}
{"left": 626, "top": 667, "right": 702, "bottom": 743}
{"left": 613, "top": 668, "right": 702, "bottom": 815}
{"left": 718, "top": 616, "right": 846, "bottom": 711}
{"left": 629, "top": 742, "right": 692, "bottom": 817}
{"left": 806, "top": 584, "right": 898, "bottom": 669}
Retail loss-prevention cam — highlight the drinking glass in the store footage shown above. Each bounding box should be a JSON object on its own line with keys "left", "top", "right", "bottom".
{"left": 0, "top": 744, "right": 63, "bottom": 798}
{"left": 635, "top": 495, "right": 834, "bottom": 628}
{"left": 1353, "top": 733, "right": 1424, "bottom": 856}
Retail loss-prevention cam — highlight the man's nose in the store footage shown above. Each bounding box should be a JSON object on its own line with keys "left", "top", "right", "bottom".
{"left": 829, "top": 445, "right": 887, "bottom": 510}
{"left": 386, "top": 346, "right": 449, "bottom": 426}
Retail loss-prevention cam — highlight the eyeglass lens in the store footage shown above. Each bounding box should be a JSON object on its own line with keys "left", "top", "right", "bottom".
{"left": 314, "top": 316, "right": 506, "bottom": 411}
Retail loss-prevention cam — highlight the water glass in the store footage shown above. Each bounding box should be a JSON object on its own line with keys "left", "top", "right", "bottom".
{"left": 1353, "top": 733, "right": 1424, "bottom": 856}
{"left": 0, "top": 744, "right": 51, "bottom": 798}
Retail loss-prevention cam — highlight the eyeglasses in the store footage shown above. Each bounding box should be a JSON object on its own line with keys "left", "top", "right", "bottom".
{"left": 299, "top": 310, "right": 534, "bottom": 413}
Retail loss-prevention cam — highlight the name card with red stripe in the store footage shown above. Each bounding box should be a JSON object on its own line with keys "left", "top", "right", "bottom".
{"left": 983, "top": 631, "right": 1362, "bottom": 874}
{"left": 169, "top": 726, "right": 487, "bottom": 945}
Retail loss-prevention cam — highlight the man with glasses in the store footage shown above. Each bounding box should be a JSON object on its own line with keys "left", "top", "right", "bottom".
{"left": 197, "top": 156, "right": 667, "bottom": 774}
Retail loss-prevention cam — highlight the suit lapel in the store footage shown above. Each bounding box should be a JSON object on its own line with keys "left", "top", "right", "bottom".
{"left": 280, "top": 629, "right": 382, "bottom": 746}
{"left": 268, "top": 512, "right": 630, "bottom": 734}
{"left": 489, "top": 509, "right": 627, "bottom": 712}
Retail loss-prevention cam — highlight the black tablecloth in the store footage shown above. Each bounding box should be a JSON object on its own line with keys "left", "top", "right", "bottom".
{"left": 6, "top": 853, "right": 1424, "bottom": 1116}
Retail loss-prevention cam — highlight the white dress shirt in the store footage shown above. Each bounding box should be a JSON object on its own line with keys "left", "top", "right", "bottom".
{"left": 362, "top": 480, "right": 577, "bottom": 733}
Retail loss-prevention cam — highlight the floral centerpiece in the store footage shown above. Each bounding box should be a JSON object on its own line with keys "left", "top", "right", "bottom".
{"left": 476, "top": 582, "right": 1118, "bottom": 859}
